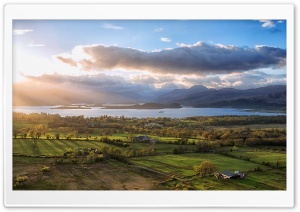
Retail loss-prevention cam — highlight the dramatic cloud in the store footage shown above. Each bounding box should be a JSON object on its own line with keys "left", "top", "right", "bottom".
{"left": 130, "top": 74, "right": 182, "bottom": 90}
{"left": 259, "top": 20, "right": 276, "bottom": 28}
{"left": 24, "top": 73, "right": 125, "bottom": 87}
{"left": 14, "top": 67, "right": 286, "bottom": 106}
{"left": 101, "top": 23, "right": 124, "bottom": 30}
{"left": 160, "top": 37, "right": 171, "bottom": 42}
{"left": 56, "top": 42, "right": 286, "bottom": 75}
{"left": 56, "top": 56, "right": 77, "bottom": 67}
{"left": 13, "top": 29, "right": 33, "bottom": 35}
{"left": 178, "top": 70, "right": 286, "bottom": 90}
{"left": 219, "top": 71, "right": 286, "bottom": 89}
{"left": 21, "top": 73, "right": 161, "bottom": 99}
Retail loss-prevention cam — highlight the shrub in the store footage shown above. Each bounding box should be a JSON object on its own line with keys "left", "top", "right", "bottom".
{"left": 86, "top": 151, "right": 95, "bottom": 163}
{"left": 262, "top": 161, "right": 271, "bottom": 166}
{"left": 173, "top": 148, "right": 179, "bottom": 154}
{"left": 13, "top": 181, "right": 20, "bottom": 188}
{"left": 14, "top": 175, "right": 29, "bottom": 189}
{"left": 41, "top": 166, "right": 50, "bottom": 172}
{"left": 111, "top": 155, "right": 132, "bottom": 165}
{"left": 231, "top": 146, "right": 239, "bottom": 151}
{"left": 95, "top": 154, "right": 104, "bottom": 162}
{"left": 254, "top": 166, "right": 262, "bottom": 172}
{"left": 173, "top": 146, "right": 187, "bottom": 154}
{"left": 16, "top": 175, "right": 29, "bottom": 183}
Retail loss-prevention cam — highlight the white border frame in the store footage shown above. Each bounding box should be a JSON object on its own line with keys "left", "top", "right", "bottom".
{"left": 4, "top": 3, "right": 294, "bottom": 207}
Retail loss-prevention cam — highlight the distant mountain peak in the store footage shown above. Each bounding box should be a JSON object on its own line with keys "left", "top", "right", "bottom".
{"left": 153, "top": 84, "right": 208, "bottom": 103}
{"left": 189, "top": 84, "right": 208, "bottom": 91}
{"left": 153, "top": 84, "right": 286, "bottom": 111}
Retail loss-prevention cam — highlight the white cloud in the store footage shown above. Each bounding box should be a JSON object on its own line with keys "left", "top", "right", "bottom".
{"left": 218, "top": 70, "right": 286, "bottom": 89}
{"left": 13, "top": 29, "right": 33, "bottom": 35}
{"left": 160, "top": 37, "right": 171, "bottom": 42}
{"left": 215, "top": 44, "right": 237, "bottom": 50}
{"left": 154, "top": 28, "right": 164, "bottom": 32}
{"left": 101, "top": 23, "right": 124, "bottom": 30}
{"left": 176, "top": 41, "right": 204, "bottom": 47}
{"left": 232, "top": 81, "right": 243, "bottom": 87}
{"left": 262, "top": 21, "right": 275, "bottom": 28}
{"left": 278, "top": 20, "right": 284, "bottom": 23}
{"left": 259, "top": 20, "right": 276, "bottom": 28}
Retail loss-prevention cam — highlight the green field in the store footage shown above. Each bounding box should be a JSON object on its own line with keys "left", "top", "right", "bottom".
{"left": 13, "top": 139, "right": 126, "bottom": 156}
{"left": 189, "top": 169, "right": 286, "bottom": 190}
{"left": 13, "top": 138, "right": 196, "bottom": 156}
{"left": 131, "top": 154, "right": 285, "bottom": 190}
{"left": 13, "top": 138, "right": 286, "bottom": 190}
{"left": 227, "top": 149, "right": 286, "bottom": 167}
{"left": 131, "top": 154, "right": 270, "bottom": 178}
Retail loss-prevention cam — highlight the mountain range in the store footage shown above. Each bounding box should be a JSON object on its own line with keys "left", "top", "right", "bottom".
{"left": 13, "top": 82, "right": 286, "bottom": 111}
{"left": 153, "top": 85, "right": 286, "bottom": 110}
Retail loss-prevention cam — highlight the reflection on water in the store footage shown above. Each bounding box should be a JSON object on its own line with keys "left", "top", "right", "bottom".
{"left": 13, "top": 106, "right": 286, "bottom": 118}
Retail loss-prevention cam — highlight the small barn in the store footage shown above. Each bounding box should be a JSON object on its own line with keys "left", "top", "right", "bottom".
{"left": 221, "top": 170, "right": 245, "bottom": 179}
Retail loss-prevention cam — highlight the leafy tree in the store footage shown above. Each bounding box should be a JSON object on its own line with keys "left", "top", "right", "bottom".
{"left": 193, "top": 130, "right": 199, "bottom": 138}
{"left": 20, "top": 128, "right": 28, "bottom": 138}
{"left": 28, "top": 130, "right": 36, "bottom": 138}
{"left": 194, "top": 161, "right": 218, "bottom": 177}
{"left": 34, "top": 124, "right": 48, "bottom": 139}
{"left": 129, "top": 133, "right": 134, "bottom": 142}
{"left": 104, "top": 129, "right": 111, "bottom": 136}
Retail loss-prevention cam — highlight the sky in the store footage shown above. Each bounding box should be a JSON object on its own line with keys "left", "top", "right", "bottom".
{"left": 12, "top": 20, "right": 286, "bottom": 104}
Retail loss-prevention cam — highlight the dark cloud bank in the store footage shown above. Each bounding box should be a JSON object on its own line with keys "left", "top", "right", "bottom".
{"left": 57, "top": 42, "right": 286, "bottom": 74}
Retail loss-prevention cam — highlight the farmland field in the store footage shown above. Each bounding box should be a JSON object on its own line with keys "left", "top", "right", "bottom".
{"left": 13, "top": 138, "right": 286, "bottom": 190}
{"left": 13, "top": 139, "right": 123, "bottom": 156}
{"left": 131, "top": 154, "right": 270, "bottom": 178}
{"left": 13, "top": 157, "right": 162, "bottom": 190}
{"left": 12, "top": 114, "right": 287, "bottom": 190}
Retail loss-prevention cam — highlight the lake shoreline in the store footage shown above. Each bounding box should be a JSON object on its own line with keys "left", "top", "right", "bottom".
{"left": 13, "top": 106, "right": 286, "bottom": 118}
{"left": 51, "top": 106, "right": 92, "bottom": 109}
{"left": 102, "top": 102, "right": 182, "bottom": 110}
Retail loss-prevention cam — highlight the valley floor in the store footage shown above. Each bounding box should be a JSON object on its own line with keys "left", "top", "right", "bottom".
{"left": 13, "top": 147, "right": 286, "bottom": 190}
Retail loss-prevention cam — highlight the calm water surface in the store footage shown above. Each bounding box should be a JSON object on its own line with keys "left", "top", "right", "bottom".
{"left": 13, "top": 106, "right": 286, "bottom": 118}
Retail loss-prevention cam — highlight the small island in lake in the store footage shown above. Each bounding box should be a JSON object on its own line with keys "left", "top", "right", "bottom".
{"left": 102, "top": 103, "right": 182, "bottom": 109}
{"left": 51, "top": 105, "right": 92, "bottom": 109}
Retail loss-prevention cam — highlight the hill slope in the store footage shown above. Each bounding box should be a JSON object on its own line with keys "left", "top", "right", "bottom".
{"left": 154, "top": 85, "right": 286, "bottom": 110}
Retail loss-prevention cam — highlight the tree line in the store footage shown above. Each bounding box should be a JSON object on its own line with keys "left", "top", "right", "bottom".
{"left": 13, "top": 112, "right": 286, "bottom": 147}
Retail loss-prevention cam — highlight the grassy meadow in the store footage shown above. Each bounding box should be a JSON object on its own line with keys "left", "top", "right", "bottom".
{"left": 13, "top": 137, "right": 286, "bottom": 190}
{"left": 12, "top": 114, "right": 287, "bottom": 190}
